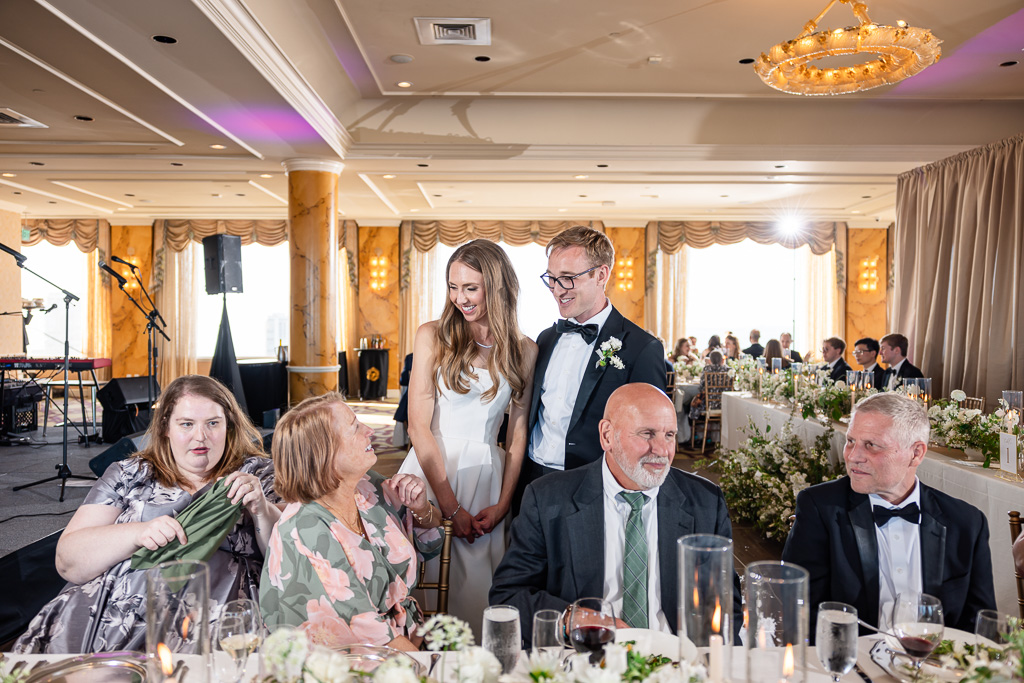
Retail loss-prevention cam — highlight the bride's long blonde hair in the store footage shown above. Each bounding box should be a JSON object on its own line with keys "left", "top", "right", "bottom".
{"left": 434, "top": 239, "right": 528, "bottom": 404}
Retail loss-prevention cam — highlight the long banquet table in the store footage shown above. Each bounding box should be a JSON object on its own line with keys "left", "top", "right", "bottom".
{"left": 721, "top": 391, "right": 1022, "bottom": 616}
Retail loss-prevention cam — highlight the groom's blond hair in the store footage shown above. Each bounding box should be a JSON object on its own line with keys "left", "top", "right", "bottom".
{"left": 546, "top": 226, "right": 614, "bottom": 269}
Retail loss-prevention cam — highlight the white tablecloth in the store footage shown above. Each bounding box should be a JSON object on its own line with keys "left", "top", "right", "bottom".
{"left": 721, "top": 391, "right": 1023, "bottom": 615}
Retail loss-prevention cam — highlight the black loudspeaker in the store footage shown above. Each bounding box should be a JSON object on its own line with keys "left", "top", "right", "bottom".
{"left": 203, "top": 234, "right": 243, "bottom": 295}
{"left": 98, "top": 377, "right": 159, "bottom": 443}
{"left": 88, "top": 432, "right": 150, "bottom": 477}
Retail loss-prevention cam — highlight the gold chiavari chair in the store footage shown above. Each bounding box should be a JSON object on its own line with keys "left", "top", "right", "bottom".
{"left": 417, "top": 520, "right": 455, "bottom": 616}
{"left": 1009, "top": 511, "right": 1024, "bottom": 618}
{"left": 692, "top": 371, "right": 735, "bottom": 455}
{"left": 963, "top": 397, "right": 984, "bottom": 411}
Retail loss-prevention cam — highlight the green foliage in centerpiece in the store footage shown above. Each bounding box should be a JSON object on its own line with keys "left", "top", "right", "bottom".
{"left": 928, "top": 393, "right": 1021, "bottom": 468}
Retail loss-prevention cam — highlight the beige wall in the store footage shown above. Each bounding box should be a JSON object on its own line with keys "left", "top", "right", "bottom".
{"left": 605, "top": 226, "right": 645, "bottom": 328}
{"left": 844, "top": 227, "right": 889, "bottom": 365}
{"left": 110, "top": 225, "right": 154, "bottom": 377}
{"left": 356, "top": 226, "right": 400, "bottom": 391}
{"left": 0, "top": 209, "right": 22, "bottom": 355}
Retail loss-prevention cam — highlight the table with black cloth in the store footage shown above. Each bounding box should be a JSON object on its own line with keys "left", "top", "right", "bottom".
{"left": 358, "top": 348, "right": 389, "bottom": 400}
{"left": 237, "top": 359, "right": 287, "bottom": 426}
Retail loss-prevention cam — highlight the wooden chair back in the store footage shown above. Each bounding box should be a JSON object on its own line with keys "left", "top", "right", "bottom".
{"left": 1010, "top": 511, "right": 1024, "bottom": 618}
{"left": 963, "top": 397, "right": 984, "bottom": 411}
{"left": 417, "top": 520, "right": 455, "bottom": 616}
{"left": 666, "top": 371, "right": 676, "bottom": 396}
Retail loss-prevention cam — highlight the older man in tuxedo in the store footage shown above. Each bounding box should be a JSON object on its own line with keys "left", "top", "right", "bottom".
{"left": 492, "top": 383, "right": 738, "bottom": 645}
{"left": 513, "top": 226, "right": 665, "bottom": 513}
{"left": 880, "top": 333, "right": 924, "bottom": 389}
{"left": 782, "top": 392, "right": 995, "bottom": 637}
{"left": 780, "top": 332, "right": 803, "bottom": 363}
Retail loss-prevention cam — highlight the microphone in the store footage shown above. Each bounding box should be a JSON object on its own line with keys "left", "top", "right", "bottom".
{"left": 42, "top": 303, "right": 57, "bottom": 313}
{"left": 110, "top": 255, "right": 138, "bottom": 271}
{"left": 0, "top": 241, "right": 26, "bottom": 264}
{"left": 99, "top": 260, "right": 128, "bottom": 287}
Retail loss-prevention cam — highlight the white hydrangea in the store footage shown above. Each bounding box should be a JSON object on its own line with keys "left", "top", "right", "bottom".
{"left": 303, "top": 648, "right": 351, "bottom": 683}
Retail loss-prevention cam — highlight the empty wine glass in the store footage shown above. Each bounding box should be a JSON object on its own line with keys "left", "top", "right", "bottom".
{"left": 816, "top": 602, "right": 858, "bottom": 683}
{"left": 214, "top": 600, "right": 262, "bottom": 683}
{"left": 532, "top": 609, "right": 563, "bottom": 655}
{"left": 568, "top": 598, "right": 616, "bottom": 665}
{"left": 891, "top": 593, "right": 944, "bottom": 681}
{"left": 975, "top": 609, "right": 1016, "bottom": 656}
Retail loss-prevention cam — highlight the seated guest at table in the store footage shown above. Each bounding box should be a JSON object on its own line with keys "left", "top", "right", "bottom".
{"left": 689, "top": 351, "right": 731, "bottom": 425}
{"left": 724, "top": 334, "right": 741, "bottom": 361}
{"left": 782, "top": 392, "right": 995, "bottom": 639}
{"left": 820, "top": 336, "right": 852, "bottom": 383}
{"left": 16, "top": 375, "right": 281, "bottom": 654}
{"left": 670, "top": 337, "right": 699, "bottom": 365}
{"left": 780, "top": 332, "right": 803, "bottom": 363}
{"left": 743, "top": 329, "right": 764, "bottom": 358}
{"left": 260, "top": 392, "right": 443, "bottom": 651}
{"left": 490, "top": 383, "right": 739, "bottom": 645}
{"left": 853, "top": 337, "right": 886, "bottom": 389}
{"left": 879, "top": 333, "right": 924, "bottom": 389}
{"left": 762, "top": 339, "right": 791, "bottom": 371}
{"left": 702, "top": 334, "right": 723, "bottom": 360}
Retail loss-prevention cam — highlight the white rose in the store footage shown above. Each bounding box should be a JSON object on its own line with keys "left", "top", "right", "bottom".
{"left": 950, "top": 389, "right": 967, "bottom": 402}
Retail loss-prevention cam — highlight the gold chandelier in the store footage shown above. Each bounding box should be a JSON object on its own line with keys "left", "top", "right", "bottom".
{"left": 754, "top": 0, "right": 941, "bottom": 96}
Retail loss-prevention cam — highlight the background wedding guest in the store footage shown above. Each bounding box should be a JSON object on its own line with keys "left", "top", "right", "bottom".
{"left": 16, "top": 375, "right": 280, "bottom": 654}
{"left": 880, "top": 332, "right": 925, "bottom": 388}
{"left": 670, "top": 337, "right": 699, "bottom": 365}
{"left": 743, "top": 329, "right": 764, "bottom": 358}
{"left": 491, "top": 383, "right": 739, "bottom": 645}
{"left": 261, "top": 393, "right": 442, "bottom": 651}
{"left": 702, "top": 334, "right": 723, "bottom": 360}
{"left": 853, "top": 337, "right": 886, "bottom": 389}
{"left": 688, "top": 335, "right": 699, "bottom": 352}
{"left": 399, "top": 239, "right": 537, "bottom": 635}
{"left": 762, "top": 339, "right": 791, "bottom": 371}
{"left": 688, "top": 351, "right": 732, "bottom": 441}
{"left": 821, "top": 336, "right": 852, "bottom": 382}
{"left": 782, "top": 392, "right": 995, "bottom": 638}
{"left": 780, "top": 332, "right": 803, "bottom": 363}
{"left": 514, "top": 226, "right": 664, "bottom": 511}
{"left": 724, "top": 334, "right": 741, "bottom": 360}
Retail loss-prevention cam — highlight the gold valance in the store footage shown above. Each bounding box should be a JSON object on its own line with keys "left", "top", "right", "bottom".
{"left": 647, "top": 220, "right": 839, "bottom": 255}
{"left": 22, "top": 219, "right": 109, "bottom": 252}
{"left": 153, "top": 219, "right": 358, "bottom": 252}
{"left": 403, "top": 220, "right": 605, "bottom": 252}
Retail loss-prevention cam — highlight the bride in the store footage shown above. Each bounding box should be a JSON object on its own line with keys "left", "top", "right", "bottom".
{"left": 399, "top": 239, "right": 537, "bottom": 636}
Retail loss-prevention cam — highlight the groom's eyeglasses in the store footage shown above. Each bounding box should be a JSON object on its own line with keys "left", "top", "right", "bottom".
{"left": 540, "top": 265, "right": 600, "bottom": 290}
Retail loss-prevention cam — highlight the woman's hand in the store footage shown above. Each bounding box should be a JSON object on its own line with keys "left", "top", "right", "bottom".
{"left": 450, "top": 507, "right": 483, "bottom": 543}
{"left": 136, "top": 515, "right": 187, "bottom": 551}
{"left": 384, "top": 473, "right": 431, "bottom": 519}
{"left": 474, "top": 503, "right": 508, "bottom": 534}
{"left": 223, "top": 471, "right": 270, "bottom": 517}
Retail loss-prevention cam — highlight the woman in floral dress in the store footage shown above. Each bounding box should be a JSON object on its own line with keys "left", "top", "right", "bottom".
{"left": 15, "top": 375, "right": 281, "bottom": 653}
{"left": 260, "top": 393, "right": 443, "bottom": 651}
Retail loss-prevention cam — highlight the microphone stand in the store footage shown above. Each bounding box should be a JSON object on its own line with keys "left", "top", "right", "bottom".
{"left": 11, "top": 261, "right": 96, "bottom": 502}
{"left": 129, "top": 267, "right": 168, "bottom": 408}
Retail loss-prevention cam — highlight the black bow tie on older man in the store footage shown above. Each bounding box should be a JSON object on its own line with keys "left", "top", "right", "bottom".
{"left": 555, "top": 319, "right": 599, "bottom": 344}
{"left": 873, "top": 502, "right": 920, "bottom": 527}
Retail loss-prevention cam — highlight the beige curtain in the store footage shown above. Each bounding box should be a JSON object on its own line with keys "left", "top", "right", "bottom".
{"left": 648, "top": 220, "right": 839, "bottom": 255}
{"left": 22, "top": 219, "right": 109, "bottom": 251}
{"left": 644, "top": 239, "right": 687, "bottom": 349}
{"left": 404, "top": 220, "right": 604, "bottom": 252}
{"left": 85, "top": 225, "right": 113, "bottom": 381}
{"left": 803, "top": 246, "right": 845, "bottom": 363}
{"left": 892, "top": 133, "right": 1024, "bottom": 406}
{"left": 339, "top": 225, "right": 360, "bottom": 393}
{"left": 153, "top": 225, "right": 199, "bottom": 387}
{"left": 398, "top": 223, "right": 443, "bottom": 361}
{"left": 154, "top": 219, "right": 288, "bottom": 251}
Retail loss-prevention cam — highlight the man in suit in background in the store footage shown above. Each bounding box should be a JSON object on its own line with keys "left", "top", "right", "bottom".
{"left": 880, "top": 333, "right": 925, "bottom": 389}
{"left": 853, "top": 337, "right": 886, "bottom": 390}
{"left": 821, "top": 336, "right": 852, "bottom": 383}
{"left": 780, "top": 332, "right": 803, "bottom": 363}
{"left": 492, "top": 383, "right": 738, "bottom": 644}
{"left": 782, "top": 392, "right": 995, "bottom": 637}
{"left": 513, "top": 226, "right": 665, "bottom": 513}
{"left": 743, "top": 329, "right": 764, "bottom": 358}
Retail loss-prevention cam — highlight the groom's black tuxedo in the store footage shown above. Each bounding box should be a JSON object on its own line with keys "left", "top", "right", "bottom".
{"left": 526, "top": 305, "right": 665, "bottom": 473}
{"left": 882, "top": 359, "right": 925, "bottom": 389}
{"left": 781, "top": 477, "right": 995, "bottom": 636}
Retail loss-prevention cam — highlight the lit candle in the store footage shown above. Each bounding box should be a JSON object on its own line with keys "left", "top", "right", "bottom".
{"left": 157, "top": 643, "right": 177, "bottom": 682}
{"left": 780, "top": 643, "right": 795, "bottom": 683}
{"left": 709, "top": 600, "right": 724, "bottom": 683}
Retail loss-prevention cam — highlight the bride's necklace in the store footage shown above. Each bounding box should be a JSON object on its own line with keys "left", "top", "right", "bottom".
{"left": 321, "top": 499, "right": 367, "bottom": 539}
{"left": 475, "top": 340, "right": 493, "bottom": 349}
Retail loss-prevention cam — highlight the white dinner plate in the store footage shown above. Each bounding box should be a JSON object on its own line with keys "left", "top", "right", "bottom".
{"left": 614, "top": 628, "right": 698, "bottom": 663}
{"left": 868, "top": 628, "right": 975, "bottom": 683}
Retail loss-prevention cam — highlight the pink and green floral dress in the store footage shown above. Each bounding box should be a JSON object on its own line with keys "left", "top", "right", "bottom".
{"left": 259, "top": 471, "right": 443, "bottom": 648}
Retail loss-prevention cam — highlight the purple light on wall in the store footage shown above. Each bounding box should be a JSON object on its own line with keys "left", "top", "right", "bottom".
{"left": 208, "top": 106, "right": 324, "bottom": 143}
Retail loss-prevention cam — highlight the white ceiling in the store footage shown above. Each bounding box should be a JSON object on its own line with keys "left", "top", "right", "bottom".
{"left": 0, "top": 0, "right": 1021, "bottom": 227}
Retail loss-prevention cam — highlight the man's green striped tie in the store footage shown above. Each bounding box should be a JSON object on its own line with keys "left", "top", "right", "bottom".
{"left": 619, "top": 490, "right": 649, "bottom": 628}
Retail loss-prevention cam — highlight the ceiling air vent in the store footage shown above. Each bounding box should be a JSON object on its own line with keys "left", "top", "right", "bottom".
{"left": 0, "top": 108, "right": 46, "bottom": 128}
{"left": 414, "top": 17, "right": 491, "bottom": 46}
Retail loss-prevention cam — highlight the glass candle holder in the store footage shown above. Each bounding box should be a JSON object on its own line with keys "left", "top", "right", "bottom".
{"left": 772, "top": 358, "right": 783, "bottom": 375}
{"left": 679, "top": 535, "right": 734, "bottom": 682}
{"left": 745, "top": 561, "right": 808, "bottom": 683}
{"left": 1003, "top": 391, "right": 1023, "bottom": 424}
{"left": 146, "top": 560, "right": 211, "bottom": 683}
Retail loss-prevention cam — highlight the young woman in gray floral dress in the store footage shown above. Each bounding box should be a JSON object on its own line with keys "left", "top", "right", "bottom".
{"left": 15, "top": 375, "right": 282, "bottom": 654}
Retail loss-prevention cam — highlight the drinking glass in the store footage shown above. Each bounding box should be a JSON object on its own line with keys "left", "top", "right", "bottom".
{"left": 483, "top": 604, "right": 522, "bottom": 674}
{"left": 532, "top": 609, "right": 563, "bottom": 654}
{"left": 816, "top": 602, "right": 858, "bottom": 683}
{"left": 214, "top": 601, "right": 262, "bottom": 683}
{"left": 146, "top": 560, "right": 210, "bottom": 683}
{"left": 568, "top": 598, "right": 617, "bottom": 665}
{"left": 891, "top": 593, "right": 944, "bottom": 681}
{"left": 745, "top": 561, "right": 808, "bottom": 683}
{"left": 975, "top": 609, "right": 1016, "bottom": 653}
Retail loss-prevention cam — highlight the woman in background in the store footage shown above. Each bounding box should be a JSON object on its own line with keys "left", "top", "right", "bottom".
{"left": 724, "top": 334, "right": 741, "bottom": 361}
{"left": 671, "top": 337, "right": 699, "bottom": 365}
{"left": 762, "top": 338, "right": 792, "bottom": 371}
{"left": 702, "top": 334, "right": 723, "bottom": 360}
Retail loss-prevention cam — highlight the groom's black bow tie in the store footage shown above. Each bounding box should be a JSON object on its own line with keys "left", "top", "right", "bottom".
{"left": 555, "top": 319, "right": 599, "bottom": 344}
{"left": 873, "top": 502, "right": 920, "bottom": 527}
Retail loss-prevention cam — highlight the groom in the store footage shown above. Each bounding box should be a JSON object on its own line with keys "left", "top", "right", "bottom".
{"left": 513, "top": 226, "right": 665, "bottom": 514}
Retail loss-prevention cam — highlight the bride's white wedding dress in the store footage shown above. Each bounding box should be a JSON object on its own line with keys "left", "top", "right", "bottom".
{"left": 398, "top": 368, "right": 511, "bottom": 639}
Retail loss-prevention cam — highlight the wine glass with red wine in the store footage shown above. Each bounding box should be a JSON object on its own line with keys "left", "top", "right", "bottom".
{"left": 891, "top": 593, "right": 944, "bottom": 681}
{"left": 568, "top": 597, "right": 617, "bottom": 665}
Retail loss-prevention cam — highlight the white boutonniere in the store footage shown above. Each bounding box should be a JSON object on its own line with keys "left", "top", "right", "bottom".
{"left": 595, "top": 336, "right": 625, "bottom": 369}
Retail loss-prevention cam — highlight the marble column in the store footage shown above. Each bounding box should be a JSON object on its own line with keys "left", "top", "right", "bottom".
{"left": 286, "top": 159, "right": 343, "bottom": 403}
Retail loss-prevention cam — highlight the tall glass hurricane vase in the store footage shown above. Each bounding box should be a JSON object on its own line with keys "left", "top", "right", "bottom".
{"left": 146, "top": 560, "right": 211, "bottom": 683}
{"left": 745, "top": 561, "right": 809, "bottom": 683}
{"left": 679, "top": 534, "right": 734, "bottom": 681}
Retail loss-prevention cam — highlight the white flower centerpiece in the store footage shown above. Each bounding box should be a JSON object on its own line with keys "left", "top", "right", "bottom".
{"left": 927, "top": 391, "right": 1018, "bottom": 467}
{"left": 500, "top": 641, "right": 706, "bottom": 683}
{"left": 673, "top": 359, "right": 705, "bottom": 383}
{"left": 419, "top": 614, "right": 501, "bottom": 683}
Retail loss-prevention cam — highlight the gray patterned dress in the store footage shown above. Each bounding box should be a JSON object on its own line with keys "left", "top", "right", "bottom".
{"left": 14, "top": 455, "right": 278, "bottom": 654}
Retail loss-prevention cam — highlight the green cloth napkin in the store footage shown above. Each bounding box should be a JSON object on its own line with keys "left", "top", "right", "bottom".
{"left": 130, "top": 477, "right": 244, "bottom": 570}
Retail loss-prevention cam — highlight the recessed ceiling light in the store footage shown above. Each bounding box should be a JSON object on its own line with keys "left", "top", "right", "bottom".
{"left": 259, "top": 174, "right": 272, "bottom": 179}
{"left": 29, "top": 161, "right": 44, "bottom": 166}
{"left": 390, "top": 54, "right": 414, "bottom": 64}
{"left": 48, "top": 200, "right": 56, "bottom": 204}
{"left": 410, "top": 208, "right": 419, "bottom": 212}
{"left": 418, "top": 164, "right": 429, "bottom": 168}
{"left": 116, "top": 207, "right": 127, "bottom": 211}
{"left": 171, "top": 162, "right": 183, "bottom": 166}
{"left": 739, "top": 58, "right": 755, "bottom": 65}
{"left": 862, "top": 195, "right": 871, "bottom": 199}
{"left": 1, "top": 173, "right": 14, "bottom": 178}
{"left": 852, "top": 210, "right": 861, "bottom": 213}
{"left": 458, "top": 199, "right": 471, "bottom": 204}
{"left": 558, "top": 208, "right": 567, "bottom": 212}
{"left": 597, "top": 164, "right": 608, "bottom": 168}
{"left": 396, "top": 81, "right": 413, "bottom": 88}
{"left": 235, "top": 193, "right": 245, "bottom": 197}
{"left": 152, "top": 35, "right": 177, "bottom": 44}
{"left": 999, "top": 61, "right": 1019, "bottom": 67}
{"left": 720, "top": 194, "right": 729, "bottom": 198}
{"left": 433, "top": 194, "right": 442, "bottom": 197}
{"left": 574, "top": 174, "right": 589, "bottom": 179}
{"left": 210, "top": 144, "right": 226, "bottom": 150}
{"left": 775, "top": 164, "right": 786, "bottom": 169}
{"left": 74, "top": 115, "right": 93, "bottom": 122}
{"left": 579, "top": 195, "right": 588, "bottom": 198}
{"left": 138, "top": 199, "right": 152, "bottom": 203}
{"left": 382, "top": 174, "right": 396, "bottom": 179}
{"left": 125, "top": 193, "right": 135, "bottom": 197}
{"left": 475, "top": 56, "right": 491, "bottom": 62}
{"left": 12, "top": 191, "right": 21, "bottom": 195}
{"left": 212, "top": 193, "right": 222, "bottom": 198}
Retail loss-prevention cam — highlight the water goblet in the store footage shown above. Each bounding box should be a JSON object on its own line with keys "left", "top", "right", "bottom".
{"left": 891, "top": 593, "right": 944, "bottom": 681}
{"left": 483, "top": 604, "right": 522, "bottom": 674}
{"left": 568, "top": 598, "right": 616, "bottom": 665}
{"left": 815, "top": 602, "right": 858, "bottom": 683}
{"left": 975, "top": 609, "right": 1017, "bottom": 656}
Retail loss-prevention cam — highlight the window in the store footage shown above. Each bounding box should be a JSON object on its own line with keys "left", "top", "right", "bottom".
{"left": 195, "top": 242, "right": 290, "bottom": 358}
{"left": 20, "top": 241, "right": 89, "bottom": 357}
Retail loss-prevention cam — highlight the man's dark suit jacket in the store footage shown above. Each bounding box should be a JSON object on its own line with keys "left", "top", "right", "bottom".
{"left": 781, "top": 477, "right": 995, "bottom": 639}
{"left": 786, "top": 349, "right": 804, "bottom": 363}
{"left": 743, "top": 343, "right": 764, "bottom": 358}
{"left": 491, "top": 459, "right": 739, "bottom": 645}
{"left": 864, "top": 363, "right": 886, "bottom": 390}
{"left": 883, "top": 359, "right": 925, "bottom": 388}
{"left": 526, "top": 306, "right": 665, "bottom": 472}
{"left": 827, "top": 358, "right": 853, "bottom": 383}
